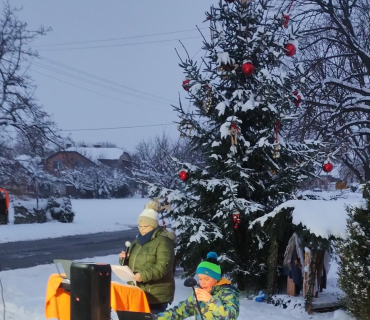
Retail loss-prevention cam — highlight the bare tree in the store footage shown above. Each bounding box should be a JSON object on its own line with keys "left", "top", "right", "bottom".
{"left": 288, "top": 0, "right": 370, "bottom": 182}
{"left": 132, "top": 132, "right": 204, "bottom": 192}
{"left": 0, "top": 2, "right": 61, "bottom": 156}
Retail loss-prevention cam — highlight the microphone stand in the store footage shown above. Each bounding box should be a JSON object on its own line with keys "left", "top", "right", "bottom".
{"left": 191, "top": 287, "right": 205, "bottom": 320}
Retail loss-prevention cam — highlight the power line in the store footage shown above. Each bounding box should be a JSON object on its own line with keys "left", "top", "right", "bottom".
{"left": 60, "top": 123, "right": 176, "bottom": 132}
{"left": 30, "top": 69, "right": 172, "bottom": 114}
{"left": 2, "top": 122, "right": 177, "bottom": 133}
{"left": 35, "top": 27, "right": 208, "bottom": 47}
{"left": 31, "top": 61, "right": 173, "bottom": 106}
{"left": 38, "top": 36, "right": 204, "bottom": 51}
{"left": 36, "top": 56, "right": 177, "bottom": 104}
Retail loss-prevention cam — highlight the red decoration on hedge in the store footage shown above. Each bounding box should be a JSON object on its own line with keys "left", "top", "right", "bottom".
{"left": 292, "top": 90, "right": 302, "bottom": 106}
{"left": 294, "top": 96, "right": 301, "bottom": 106}
{"left": 179, "top": 170, "right": 189, "bottom": 181}
{"left": 294, "top": 96, "right": 301, "bottom": 107}
{"left": 182, "top": 79, "right": 190, "bottom": 91}
{"left": 241, "top": 62, "right": 255, "bottom": 76}
{"left": 285, "top": 43, "right": 296, "bottom": 57}
{"left": 323, "top": 162, "right": 333, "bottom": 173}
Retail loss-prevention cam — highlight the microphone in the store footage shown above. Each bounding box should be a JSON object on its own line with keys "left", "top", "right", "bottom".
{"left": 184, "top": 278, "right": 204, "bottom": 320}
{"left": 120, "top": 241, "right": 131, "bottom": 266}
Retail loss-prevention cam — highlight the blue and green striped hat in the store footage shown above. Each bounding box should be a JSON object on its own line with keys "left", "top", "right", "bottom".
{"left": 196, "top": 252, "right": 221, "bottom": 281}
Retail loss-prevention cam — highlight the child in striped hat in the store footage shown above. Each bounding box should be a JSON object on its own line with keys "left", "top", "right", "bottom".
{"left": 153, "top": 252, "right": 239, "bottom": 320}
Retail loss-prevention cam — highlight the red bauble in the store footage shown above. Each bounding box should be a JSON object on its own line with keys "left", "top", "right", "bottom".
{"left": 323, "top": 162, "right": 333, "bottom": 173}
{"left": 241, "top": 62, "right": 255, "bottom": 76}
{"left": 179, "top": 170, "right": 189, "bottom": 181}
{"left": 182, "top": 79, "right": 190, "bottom": 91}
{"left": 285, "top": 43, "right": 296, "bottom": 57}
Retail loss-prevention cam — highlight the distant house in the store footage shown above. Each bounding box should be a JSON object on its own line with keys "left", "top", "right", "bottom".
{"left": 44, "top": 150, "right": 94, "bottom": 175}
{"left": 311, "top": 174, "right": 342, "bottom": 191}
{"left": 44, "top": 146, "right": 134, "bottom": 198}
{"left": 45, "top": 146, "right": 132, "bottom": 174}
{"left": 306, "top": 164, "right": 343, "bottom": 191}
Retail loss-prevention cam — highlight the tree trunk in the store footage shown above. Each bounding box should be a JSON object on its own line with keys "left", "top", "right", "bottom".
{"left": 267, "top": 238, "right": 278, "bottom": 303}
{"left": 305, "top": 249, "right": 318, "bottom": 314}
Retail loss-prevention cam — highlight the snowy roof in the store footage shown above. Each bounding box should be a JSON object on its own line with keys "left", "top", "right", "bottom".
{"left": 252, "top": 196, "right": 365, "bottom": 239}
{"left": 14, "top": 155, "right": 42, "bottom": 170}
{"left": 15, "top": 155, "right": 31, "bottom": 162}
{"left": 65, "top": 147, "right": 125, "bottom": 163}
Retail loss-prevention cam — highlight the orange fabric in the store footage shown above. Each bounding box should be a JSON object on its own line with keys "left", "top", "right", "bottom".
{"left": 110, "top": 281, "right": 150, "bottom": 313}
{"left": 45, "top": 275, "right": 150, "bottom": 320}
{"left": 45, "top": 274, "right": 70, "bottom": 320}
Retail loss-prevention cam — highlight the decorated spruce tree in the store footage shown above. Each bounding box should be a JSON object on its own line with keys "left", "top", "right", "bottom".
{"left": 146, "top": 0, "right": 324, "bottom": 290}
{"left": 336, "top": 183, "right": 370, "bottom": 319}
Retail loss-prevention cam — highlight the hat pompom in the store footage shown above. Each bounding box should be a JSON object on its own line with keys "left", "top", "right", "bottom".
{"left": 206, "top": 252, "right": 219, "bottom": 264}
{"left": 145, "top": 200, "right": 159, "bottom": 211}
{"left": 207, "top": 251, "right": 218, "bottom": 261}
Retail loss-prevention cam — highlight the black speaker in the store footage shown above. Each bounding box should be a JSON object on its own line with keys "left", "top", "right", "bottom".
{"left": 70, "top": 262, "right": 111, "bottom": 320}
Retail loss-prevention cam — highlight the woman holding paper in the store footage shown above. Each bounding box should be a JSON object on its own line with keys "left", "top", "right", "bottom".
{"left": 119, "top": 200, "right": 176, "bottom": 314}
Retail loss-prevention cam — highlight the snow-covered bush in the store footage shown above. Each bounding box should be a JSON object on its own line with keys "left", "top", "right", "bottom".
{"left": 46, "top": 197, "right": 75, "bottom": 223}
{"left": 336, "top": 183, "right": 370, "bottom": 320}
{"left": 13, "top": 199, "right": 48, "bottom": 224}
{"left": 13, "top": 197, "right": 75, "bottom": 224}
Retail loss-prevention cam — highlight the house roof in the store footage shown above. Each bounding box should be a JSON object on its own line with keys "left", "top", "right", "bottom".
{"left": 65, "top": 147, "right": 126, "bottom": 164}
{"left": 251, "top": 194, "right": 364, "bottom": 239}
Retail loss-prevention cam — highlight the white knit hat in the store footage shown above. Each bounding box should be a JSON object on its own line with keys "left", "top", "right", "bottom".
{"left": 137, "top": 200, "right": 159, "bottom": 228}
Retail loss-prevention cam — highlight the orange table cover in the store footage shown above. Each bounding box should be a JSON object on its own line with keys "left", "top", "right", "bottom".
{"left": 45, "top": 274, "right": 150, "bottom": 320}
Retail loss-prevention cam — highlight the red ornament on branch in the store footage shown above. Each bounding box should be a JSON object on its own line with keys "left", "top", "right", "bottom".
{"left": 232, "top": 212, "right": 241, "bottom": 229}
{"left": 285, "top": 43, "right": 296, "bottom": 57}
{"left": 323, "top": 162, "right": 333, "bottom": 173}
{"left": 241, "top": 62, "right": 255, "bottom": 76}
{"left": 179, "top": 170, "right": 189, "bottom": 181}
{"left": 283, "top": 15, "right": 290, "bottom": 28}
{"left": 182, "top": 79, "right": 190, "bottom": 91}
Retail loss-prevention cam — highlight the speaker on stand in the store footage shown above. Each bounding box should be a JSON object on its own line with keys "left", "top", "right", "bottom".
{"left": 70, "top": 262, "right": 111, "bottom": 320}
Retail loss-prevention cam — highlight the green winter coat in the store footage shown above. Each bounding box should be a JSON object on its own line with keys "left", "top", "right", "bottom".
{"left": 120, "top": 227, "right": 175, "bottom": 304}
{"left": 152, "top": 278, "right": 239, "bottom": 320}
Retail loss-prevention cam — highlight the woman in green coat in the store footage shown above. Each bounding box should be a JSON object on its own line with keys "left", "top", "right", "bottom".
{"left": 119, "top": 201, "right": 175, "bottom": 314}
{"left": 152, "top": 252, "right": 239, "bottom": 320}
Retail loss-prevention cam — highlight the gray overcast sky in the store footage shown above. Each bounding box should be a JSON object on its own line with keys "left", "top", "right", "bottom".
{"left": 10, "top": 0, "right": 216, "bottom": 152}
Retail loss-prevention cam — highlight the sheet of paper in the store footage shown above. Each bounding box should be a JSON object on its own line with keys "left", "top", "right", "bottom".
{"left": 111, "top": 265, "right": 135, "bottom": 283}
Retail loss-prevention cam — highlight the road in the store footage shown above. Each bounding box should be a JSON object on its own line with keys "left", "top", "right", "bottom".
{"left": 0, "top": 228, "right": 138, "bottom": 271}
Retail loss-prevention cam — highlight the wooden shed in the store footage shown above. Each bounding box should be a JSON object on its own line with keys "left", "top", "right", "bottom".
{"left": 252, "top": 196, "right": 362, "bottom": 313}
{"left": 284, "top": 233, "right": 331, "bottom": 299}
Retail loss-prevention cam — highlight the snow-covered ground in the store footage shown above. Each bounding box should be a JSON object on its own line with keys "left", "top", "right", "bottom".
{"left": 0, "top": 195, "right": 357, "bottom": 320}
{"left": 1, "top": 197, "right": 149, "bottom": 243}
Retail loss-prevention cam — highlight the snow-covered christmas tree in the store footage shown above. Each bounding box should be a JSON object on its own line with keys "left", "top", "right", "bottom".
{"left": 336, "top": 183, "right": 370, "bottom": 320}
{"left": 146, "top": 0, "right": 324, "bottom": 289}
